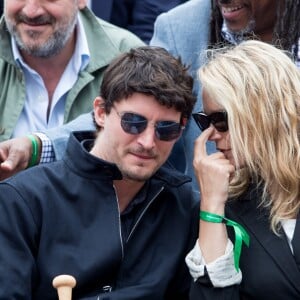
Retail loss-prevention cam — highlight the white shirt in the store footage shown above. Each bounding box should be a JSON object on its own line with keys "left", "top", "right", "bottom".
{"left": 11, "top": 15, "right": 90, "bottom": 138}
{"left": 86, "top": 0, "right": 92, "bottom": 9}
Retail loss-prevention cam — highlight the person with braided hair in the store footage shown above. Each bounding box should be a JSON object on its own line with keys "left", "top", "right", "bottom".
{"left": 1, "top": 0, "right": 300, "bottom": 188}
{"left": 208, "top": 0, "right": 300, "bottom": 51}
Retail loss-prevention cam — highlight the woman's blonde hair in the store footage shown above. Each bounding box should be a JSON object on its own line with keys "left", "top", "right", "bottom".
{"left": 199, "top": 40, "right": 300, "bottom": 233}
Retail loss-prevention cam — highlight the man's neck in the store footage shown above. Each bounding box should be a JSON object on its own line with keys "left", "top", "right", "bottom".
{"left": 255, "top": 28, "right": 274, "bottom": 43}
{"left": 113, "top": 179, "right": 146, "bottom": 213}
{"left": 222, "top": 22, "right": 274, "bottom": 45}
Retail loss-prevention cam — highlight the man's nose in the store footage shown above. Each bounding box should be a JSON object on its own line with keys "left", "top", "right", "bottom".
{"left": 136, "top": 126, "right": 156, "bottom": 149}
{"left": 22, "top": 0, "right": 44, "bottom": 18}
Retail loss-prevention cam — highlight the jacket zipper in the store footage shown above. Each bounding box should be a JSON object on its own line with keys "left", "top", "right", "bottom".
{"left": 113, "top": 185, "right": 124, "bottom": 259}
{"left": 126, "top": 186, "right": 165, "bottom": 243}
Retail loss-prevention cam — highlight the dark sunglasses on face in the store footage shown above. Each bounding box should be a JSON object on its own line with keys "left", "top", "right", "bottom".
{"left": 192, "top": 111, "right": 228, "bottom": 132}
{"left": 113, "top": 108, "right": 185, "bottom": 141}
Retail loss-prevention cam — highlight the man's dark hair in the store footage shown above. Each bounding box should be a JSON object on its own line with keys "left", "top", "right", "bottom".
{"left": 99, "top": 46, "right": 196, "bottom": 120}
{"left": 210, "top": 0, "right": 300, "bottom": 55}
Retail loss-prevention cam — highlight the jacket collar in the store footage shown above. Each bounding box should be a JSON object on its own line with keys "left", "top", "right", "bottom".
{"left": 0, "top": 15, "right": 15, "bottom": 65}
{"left": 63, "top": 131, "right": 192, "bottom": 187}
{"left": 154, "top": 160, "right": 192, "bottom": 187}
{"left": 63, "top": 131, "right": 122, "bottom": 180}
{"left": 228, "top": 187, "right": 300, "bottom": 293}
{"left": 79, "top": 7, "right": 132, "bottom": 73}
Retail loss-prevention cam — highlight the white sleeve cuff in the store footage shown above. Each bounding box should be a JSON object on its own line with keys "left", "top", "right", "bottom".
{"left": 185, "top": 239, "right": 242, "bottom": 287}
{"left": 33, "top": 132, "right": 55, "bottom": 164}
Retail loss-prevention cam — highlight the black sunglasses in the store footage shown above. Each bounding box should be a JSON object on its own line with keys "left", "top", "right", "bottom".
{"left": 192, "top": 111, "right": 228, "bottom": 132}
{"left": 113, "top": 108, "right": 184, "bottom": 141}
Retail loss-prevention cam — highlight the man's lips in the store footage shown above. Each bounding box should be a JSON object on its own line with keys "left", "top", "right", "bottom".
{"left": 17, "top": 14, "right": 53, "bottom": 27}
{"left": 221, "top": 4, "right": 246, "bottom": 21}
{"left": 222, "top": 4, "right": 244, "bottom": 13}
{"left": 20, "top": 22, "right": 49, "bottom": 30}
{"left": 21, "top": 20, "right": 50, "bottom": 26}
{"left": 130, "top": 152, "right": 155, "bottom": 160}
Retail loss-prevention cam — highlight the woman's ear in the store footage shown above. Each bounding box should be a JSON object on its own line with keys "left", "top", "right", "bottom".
{"left": 93, "top": 97, "right": 106, "bottom": 128}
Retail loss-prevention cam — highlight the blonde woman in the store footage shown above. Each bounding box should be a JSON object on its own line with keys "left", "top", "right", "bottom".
{"left": 187, "top": 40, "right": 300, "bottom": 299}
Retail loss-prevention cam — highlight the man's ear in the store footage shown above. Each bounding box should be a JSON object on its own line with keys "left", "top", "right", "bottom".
{"left": 93, "top": 97, "right": 106, "bottom": 128}
{"left": 176, "top": 117, "right": 188, "bottom": 140}
{"left": 182, "top": 117, "right": 187, "bottom": 127}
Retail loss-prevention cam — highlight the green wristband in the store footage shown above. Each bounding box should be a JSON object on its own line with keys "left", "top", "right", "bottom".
{"left": 200, "top": 210, "right": 250, "bottom": 271}
{"left": 27, "top": 134, "right": 39, "bottom": 168}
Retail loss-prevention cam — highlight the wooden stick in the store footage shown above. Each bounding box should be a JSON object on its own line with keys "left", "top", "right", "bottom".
{"left": 52, "top": 275, "right": 76, "bottom": 300}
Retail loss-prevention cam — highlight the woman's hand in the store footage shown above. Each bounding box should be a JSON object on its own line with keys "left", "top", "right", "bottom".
{"left": 193, "top": 127, "right": 236, "bottom": 263}
{"left": 193, "top": 127, "right": 235, "bottom": 212}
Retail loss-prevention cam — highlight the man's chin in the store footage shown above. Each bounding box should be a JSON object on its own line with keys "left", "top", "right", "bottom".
{"left": 123, "top": 173, "right": 151, "bottom": 182}
{"left": 121, "top": 167, "right": 156, "bottom": 182}
{"left": 226, "top": 19, "right": 255, "bottom": 36}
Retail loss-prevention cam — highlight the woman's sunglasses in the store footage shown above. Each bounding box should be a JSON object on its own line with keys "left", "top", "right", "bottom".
{"left": 192, "top": 111, "right": 228, "bottom": 132}
{"left": 113, "top": 108, "right": 184, "bottom": 141}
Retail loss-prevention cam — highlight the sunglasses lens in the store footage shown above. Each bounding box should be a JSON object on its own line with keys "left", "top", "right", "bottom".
{"left": 119, "top": 111, "right": 182, "bottom": 141}
{"left": 192, "top": 111, "right": 228, "bottom": 132}
{"left": 156, "top": 121, "right": 182, "bottom": 141}
{"left": 210, "top": 112, "right": 228, "bottom": 132}
{"left": 192, "top": 113, "right": 210, "bottom": 131}
{"left": 120, "top": 113, "right": 147, "bottom": 134}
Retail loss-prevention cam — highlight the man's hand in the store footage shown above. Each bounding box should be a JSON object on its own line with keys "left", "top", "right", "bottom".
{"left": 0, "top": 136, "right": 38, "bottom": 180}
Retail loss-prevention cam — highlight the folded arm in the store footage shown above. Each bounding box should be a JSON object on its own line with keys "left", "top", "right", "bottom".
{"left": 0, "top": 112, "right": 95, "bottom": 180}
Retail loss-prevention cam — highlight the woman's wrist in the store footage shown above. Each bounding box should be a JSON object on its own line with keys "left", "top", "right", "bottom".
{"left": 200, "top": 201, "right": 225, "bottom": 215}
{"left": 199, "top": 210, "right": 250, "bottom": 271}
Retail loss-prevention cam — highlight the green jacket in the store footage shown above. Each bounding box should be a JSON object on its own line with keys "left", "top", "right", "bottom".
{"left": 0, "top": 8, "right": 144, "bottom": 141}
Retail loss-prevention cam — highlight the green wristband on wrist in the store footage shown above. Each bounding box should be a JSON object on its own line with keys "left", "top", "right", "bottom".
{"left": 27, "top": 134, "right": 39, "bottom": 168}
{"left": 199, "top": 210, "right": 250, "bottom": 271}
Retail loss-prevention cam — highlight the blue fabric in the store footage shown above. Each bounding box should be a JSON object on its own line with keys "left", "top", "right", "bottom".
{"left": 91, "top": 0, "right": 113, "bottom": 20}
{"left": 46, "top": 112, "right": 94, "bottom": 160}
{"left": 150, "top": 0, "right": 216, "bottom": 190}
{"left": 91, "top": 0, "right": 187, "bottom": 43}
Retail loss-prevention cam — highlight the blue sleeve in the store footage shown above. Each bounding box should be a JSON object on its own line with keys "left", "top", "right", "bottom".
{"left": 150, "top": 10, "right": 177, "bottom": 54}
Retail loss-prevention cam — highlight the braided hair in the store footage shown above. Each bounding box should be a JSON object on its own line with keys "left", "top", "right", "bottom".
{"left": 209, "top": 0, "right": 300, "bottom": 54}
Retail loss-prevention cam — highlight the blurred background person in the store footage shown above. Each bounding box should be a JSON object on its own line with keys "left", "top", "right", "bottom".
{"left": 0, "top": 0, "right": 142, "bottom": 141}
{"left": 87, "top": 0, "right": 188, "bottom": 43}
